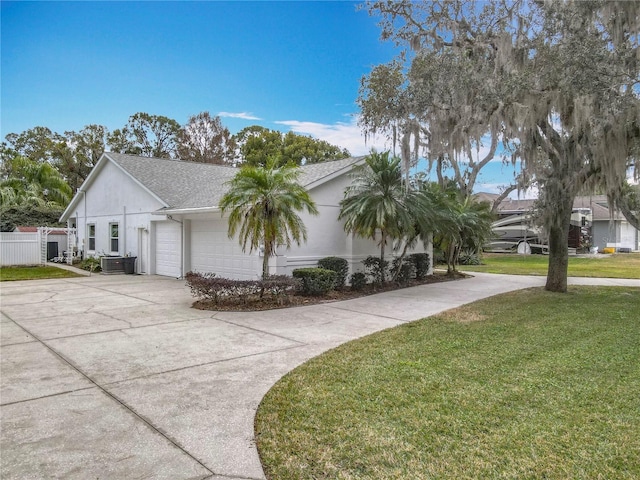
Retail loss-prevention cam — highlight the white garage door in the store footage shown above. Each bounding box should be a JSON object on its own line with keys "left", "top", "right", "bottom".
{"left": 190, "top": 219, "right": 259, "bottom": 280}
{"left": 155, "top": 221, "right": 182, "bottom": 277}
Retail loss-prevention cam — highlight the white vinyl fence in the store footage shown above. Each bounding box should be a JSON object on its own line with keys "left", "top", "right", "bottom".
{"left": 0, "top": 227, "right": 73, "bottom": 266}
{"left": 0, "top": 232, "right": 42, "bottom": 266}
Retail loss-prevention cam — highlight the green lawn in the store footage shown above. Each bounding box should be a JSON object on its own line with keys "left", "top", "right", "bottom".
{"left": 0, "top": 265, "right": 82, "bottom": 281}
{"left": 458, "top": 252, "right": 640, "bottom": 278}
{"left": 256, "top": 286, "right": 640, "bottom": 480}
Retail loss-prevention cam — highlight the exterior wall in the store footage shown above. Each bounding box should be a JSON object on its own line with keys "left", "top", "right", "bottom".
{"left": 591, "top": 221, "right": 610, "bottom": 251}
{"left": 69, "top": 160, "right": 165, "bottom": 273}
{"left": 592, "top": 220, "right": 639, "bottom": 251}
{"left": 44, "top": 234, "right": 68, "bottom": 260}
{"left": 619, "top": 221, "right": 639, "bottom": 251}
{"left": 272, "top": 175, "right": 432, "bottom": 277}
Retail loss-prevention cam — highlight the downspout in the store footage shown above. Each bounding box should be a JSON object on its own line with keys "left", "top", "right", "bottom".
{"left": 123, "top": 206, "right": 127, "bottom": 256}
{"left": 82, "top": 188, "right": 87, "bottom": 257}
{"left": 76, "top": 188, "right": 86, "bottom": 260}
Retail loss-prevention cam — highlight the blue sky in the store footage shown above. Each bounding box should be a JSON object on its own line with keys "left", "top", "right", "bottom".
{"left": 1, "top": 0, "right": 521, "bottom": 194}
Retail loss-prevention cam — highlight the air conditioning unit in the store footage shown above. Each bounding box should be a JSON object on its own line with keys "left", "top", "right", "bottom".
{"left": 101, "top": 256, "right": 125, "bottom": 274}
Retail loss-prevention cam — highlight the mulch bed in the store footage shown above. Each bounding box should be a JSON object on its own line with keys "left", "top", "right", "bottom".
{"left": 192, "top": 271, "right": 468, "bottom": 312}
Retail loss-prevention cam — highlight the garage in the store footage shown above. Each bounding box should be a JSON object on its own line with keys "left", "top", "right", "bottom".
{"left": 190, "top": 218, "right": 259, "bottom": 280}
{"left": 155, "top": 221, "right": 182, "bottom": 277}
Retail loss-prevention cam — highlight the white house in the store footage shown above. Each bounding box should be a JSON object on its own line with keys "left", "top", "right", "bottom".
{"left": 60, "top": 152, "right": 431, "bottom": 278}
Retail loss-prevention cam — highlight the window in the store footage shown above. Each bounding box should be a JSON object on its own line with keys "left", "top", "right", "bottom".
{"left": 109, "top": 223, "right": 119, "bottom": 253}
{"left": 87, "top": 224, "right": 96, "bottom": 251}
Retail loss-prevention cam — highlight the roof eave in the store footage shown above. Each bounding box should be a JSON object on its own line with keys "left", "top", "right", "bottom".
{"left": 303, "top": 157, "right": 366, "bottom": 191}
{"left": 152, "top": 206, "right": 222, "bottom": 216}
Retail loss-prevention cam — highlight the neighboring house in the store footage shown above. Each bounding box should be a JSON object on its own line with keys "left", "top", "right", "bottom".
{"left": 573, "top": 195, "right": 639, "bottom": 252}
{"left": 60, "top": 152, "right": 431, "bottom": 278}
{"left": 480, "top": 193, "right": 639, "bottom": 252}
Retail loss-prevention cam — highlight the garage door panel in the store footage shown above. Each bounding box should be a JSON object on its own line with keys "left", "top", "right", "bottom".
{"left": 190, "top": 219, "right": 258, "bottom": 280}
{"left": 155, "top": 222, "right": 182, "bottom": 277}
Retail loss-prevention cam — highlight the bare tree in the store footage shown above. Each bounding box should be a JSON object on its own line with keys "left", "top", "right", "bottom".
{"left": 177, "top": 112, "right": 237, "bottom": 164}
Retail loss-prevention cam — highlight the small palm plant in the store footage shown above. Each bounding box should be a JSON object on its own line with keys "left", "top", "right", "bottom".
{"left": 339, "top": 151, "right": 421, "bottom": 283}
{"left": 220, "top": 159, "right": 318, "bottom": 279}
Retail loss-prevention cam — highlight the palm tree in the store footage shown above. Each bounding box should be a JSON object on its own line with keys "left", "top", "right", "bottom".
{"left": 220, "top": 160, "right": 318, "bottom": 278}
{"left": 0, "top": 156, "right": 72, "bottom": 208}
{"left": 429, "top": 184, "right": 494, "bottom": 273}
{"left": 338, "top": 151, "right": 419, "bottom": 283}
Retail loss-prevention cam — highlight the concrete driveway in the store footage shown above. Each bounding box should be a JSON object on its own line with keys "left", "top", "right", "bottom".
{"left": 1, "top": 272, "right": 638, "bottom": 480}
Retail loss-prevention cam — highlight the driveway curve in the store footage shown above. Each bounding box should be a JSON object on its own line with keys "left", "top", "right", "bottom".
{"left": 1, "top": 272, "right": 638, "bottom": 480}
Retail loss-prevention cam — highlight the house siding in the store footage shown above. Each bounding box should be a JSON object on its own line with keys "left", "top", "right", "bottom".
{"left": 70, "top": 161, "right": 165, "bottom": 270}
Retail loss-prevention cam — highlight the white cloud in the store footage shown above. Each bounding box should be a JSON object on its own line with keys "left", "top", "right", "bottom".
{"left": 275, "top": 117, "right": 390, "bottom": 156}
{"left": 473, "top": 182, "right": 539, "bottom": 200}
{"left": 218, "top": 112, "right": 262, "bottom": 120}
{"left": 510, "top": 185, "right": 539, "bottom": 200}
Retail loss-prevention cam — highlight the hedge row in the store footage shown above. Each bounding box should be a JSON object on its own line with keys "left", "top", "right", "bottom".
{"left": 185, "top": 272, "right": 300, "bottom": 304}
{"left": 186, "top": 253, "right": 431, "bottom": 303}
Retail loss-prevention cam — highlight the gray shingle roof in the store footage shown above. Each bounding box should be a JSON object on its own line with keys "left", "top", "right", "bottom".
{"left": 106, "top": 152, "right": 363, "bottom": 210}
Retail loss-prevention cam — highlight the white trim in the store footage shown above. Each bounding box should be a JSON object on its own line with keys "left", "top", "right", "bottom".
{"left": 152, "top": 206, "right": 221, "bottom": 216}
{"left": 303, "top": 157, "right": 366, "bottom": 191}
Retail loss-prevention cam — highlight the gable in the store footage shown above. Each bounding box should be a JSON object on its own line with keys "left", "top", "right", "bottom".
{"left": 61, "top": 158, "right": 167, "bottom": 221}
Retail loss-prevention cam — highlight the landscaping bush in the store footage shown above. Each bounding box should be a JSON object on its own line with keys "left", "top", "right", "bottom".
{"left": 261, "top": 275, "right": 302, "bottom": 304}
{"left": 317, "top": 256, "right": 349, "bottom": 289}
{"left": 185, "top": 271, "right": 300, "bottom": 305}
{"left": 458, "top": 251, "right": 482, "bottom": 265}
{"left": 350, "top": 272, "right": 367, "bottom": 291}
{"left": 362, "top": 256, "right": 389, "bottom": 284}
{"left": 408, "top": 253, "right": 430, "bottom": 279}
{"left": 80, "top": 256, "right": 101, "bottom": 272}
{"left": 292, "top": 268, "right": 337, "bottom": 296}
{"left": 391, "top": 257, "right": 416, "bottom": 284}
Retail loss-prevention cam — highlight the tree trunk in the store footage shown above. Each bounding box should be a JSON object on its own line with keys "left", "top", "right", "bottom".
{"left": 545, "top": 192, "right": 574, "bottom": 293}
{"left": 262, "top": 242, "right": 270, "bottom": 279}
{"left": 380, "top": 231, "right": 387, "bottom": 283}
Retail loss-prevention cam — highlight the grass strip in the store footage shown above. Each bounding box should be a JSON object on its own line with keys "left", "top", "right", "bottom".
{"left": 0, "top": 265, "right": 82, "bottom": 281}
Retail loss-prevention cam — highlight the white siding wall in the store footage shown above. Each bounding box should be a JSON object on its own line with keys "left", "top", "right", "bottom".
{"left": 619, "top": 221, "right": 639, "bottom": 250}
{"left": 274, "top": 174, "right": 432, "bottom": 276}
{"left": 69, "top": 160, "right": 165, "bottom": 273}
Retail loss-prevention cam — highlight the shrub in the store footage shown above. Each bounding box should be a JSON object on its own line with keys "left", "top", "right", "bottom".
{"left": 391, "top": 257, "right": 416, "bottom": 284}
{"left": 317, "top": 256, "right": 349, "bottom": 289}
{"left": 408, "top": 253, "right": 430, "bottom": 279}
{"left": 362, "top": 256, "right": 389, "bottom": 284}
{"left": 350, "top": 272, "right": 367, "bottom": 291}
{"left": 185, "top": 271, "right": 300, "bottom": 305}
{"left": 80, "top": 256, "right": 101, "bottom": 272}
{"left": 459, "top": 252, "right": 482, "bottom": 265}
{"left": 292, "top": 268, "right": 337, "bottom": 296}
{"left": 261, "top": 275, "right": 301, "bottom": 304}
